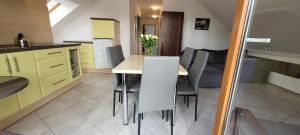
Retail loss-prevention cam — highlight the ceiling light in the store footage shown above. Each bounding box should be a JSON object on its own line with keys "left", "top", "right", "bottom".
{"left": 151, "top": 15, "right": 159, "bottom": 18}
{"left": 151, "top": 6, "right": 160, "bottom": 10}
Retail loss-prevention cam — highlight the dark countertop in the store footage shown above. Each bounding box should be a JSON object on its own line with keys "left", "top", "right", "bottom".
{"left": 0, "top": 43, "right": 81, "bottom": 53}
{"left": 0, "top": 76, "right": 29, "bottom": 99}
{"left": 63, "top": 40, "right": 93, "bottom": 44}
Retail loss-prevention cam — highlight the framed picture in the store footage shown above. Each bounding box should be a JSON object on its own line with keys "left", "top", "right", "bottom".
{"left": 195, "top": 18, "right": 210, "bottom": 30}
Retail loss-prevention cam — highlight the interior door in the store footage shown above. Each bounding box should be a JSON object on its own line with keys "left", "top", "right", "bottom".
{"left": 160, "top": 11, "right": 184, "bottom": 56}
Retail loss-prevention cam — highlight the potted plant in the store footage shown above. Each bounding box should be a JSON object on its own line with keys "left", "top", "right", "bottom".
{"left": 140, "top": 34, "right": 159, "bottom": 56}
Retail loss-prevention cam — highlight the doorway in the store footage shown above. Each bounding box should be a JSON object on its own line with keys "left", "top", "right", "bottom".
{"left": 143, "top": 24, "right": 156, "bottom": 35}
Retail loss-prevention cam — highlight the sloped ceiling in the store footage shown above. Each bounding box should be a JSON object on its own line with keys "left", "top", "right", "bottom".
{"left": 196, "top": 0, "right": 300, "bottom": 30}
{"left": 52, "top": 0, "right": 98, "bottom": 35}
{"left": 197, "top": 0, "right": 300, "bottom": 53}
{"left": 196, "top": 0, "right": 236, "bottom": 30}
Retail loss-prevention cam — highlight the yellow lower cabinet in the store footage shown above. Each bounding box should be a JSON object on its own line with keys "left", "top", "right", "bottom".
{"left": 40, "top": 71, "right": 70, "bottom": 96}
{"left": 36, "top": 55, "right": 69, "bottom": 79}
{"left": 7, "top": 51, "right": 42, "bottom": 109}
{"left": 0, "top": 94, "right": 20, "bottom": 120}
{"left": 0, "top": 54, "right": 12, "bottom": 76}
{"left": 34, "top": 48, "right": 66, "bottom": 60}
{"left": 81, "top": 59, "right": 95, "bottom": 68}
{"left": 80, "top": 49, "right": 94, "bottom": 59}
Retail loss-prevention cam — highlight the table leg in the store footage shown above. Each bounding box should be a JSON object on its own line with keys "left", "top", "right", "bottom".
{"left": 122, "top": 73, "right": 128, "bottom": 125}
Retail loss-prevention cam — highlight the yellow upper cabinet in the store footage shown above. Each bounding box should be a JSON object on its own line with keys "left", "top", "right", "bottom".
{"left": 92, "top": 18, "right": 120, "bottom": 39}
{"left": 7, "top": 51, "right": 42, "bottom": 109}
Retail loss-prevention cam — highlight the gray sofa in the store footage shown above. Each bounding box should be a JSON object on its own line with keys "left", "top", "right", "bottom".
{"left": 184, "top": 49, "right": 257, "bottom": 88}
{"left": 198, "top": 49, "right": 228, "bottom": 88}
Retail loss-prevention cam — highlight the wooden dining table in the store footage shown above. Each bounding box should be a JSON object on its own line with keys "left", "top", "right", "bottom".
{"left": 112, "top": 55, "right": 188, "bottom": 125}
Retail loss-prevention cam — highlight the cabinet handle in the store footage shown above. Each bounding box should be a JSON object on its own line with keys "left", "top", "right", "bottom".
{"left": 48, "top": 51, "right": 62, "bottom": 55}
{"left": 52, "top": 79, "right": 66, "bottom": 86}
{"left": 13, "top": 57, "right": 20, "bottom": 72}
{"left": 6, "top": 57, "right": 12, "bottom": 74}
{"left": 49, "top": 64, "right": 64, "bottom": 68}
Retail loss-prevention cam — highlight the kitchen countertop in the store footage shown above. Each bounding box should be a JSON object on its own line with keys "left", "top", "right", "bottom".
{"left": 63, "top": 40, "right": 93, "bottom": 44}
{"left": 0, "top": 43, "right": 81, "bottom": 53}
{"left": 0, "top": 76, "right": 29, "bottom": 99}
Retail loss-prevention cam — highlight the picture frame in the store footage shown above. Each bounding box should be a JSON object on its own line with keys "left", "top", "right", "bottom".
{"left": 195, "top": 18, "right": 210, "bottom": 30}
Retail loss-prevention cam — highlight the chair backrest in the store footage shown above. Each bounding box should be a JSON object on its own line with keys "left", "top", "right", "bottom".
{"left": 180, "top": 47, "right": 195, "bottom": 70}
{"left": 115, "top": 45, "right": 125, "bottom": 61}
{"left": 106, "top": 46, "right": 123, "bottom": 89}
{"left": 138, "top": 56, "right": 179, "bottom": 113}
{"left": 187, "top": 50, "right": 209, "bottom": 93}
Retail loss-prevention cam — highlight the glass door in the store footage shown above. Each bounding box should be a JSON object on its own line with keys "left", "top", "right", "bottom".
{"left": 220, "top": 0, "right": 300, "bottom": 135}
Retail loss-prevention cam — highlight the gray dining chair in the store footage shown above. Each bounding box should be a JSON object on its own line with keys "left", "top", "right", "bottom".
{"left": 115, "top": 45, "right": 125, "bottom": 61}
{"left": 180, "top": 47, "right": 195, "bottom": 70}
{"left": 176, "top": 50, "right": 209, "bottom": 121}
{"left": 133, "top": 56, "right": 179, "bottom": 135}
{"left": 106, "top": 46, "right": 140, "bottom": 117}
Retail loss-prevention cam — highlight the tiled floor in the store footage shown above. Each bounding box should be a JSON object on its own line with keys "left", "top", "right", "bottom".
{"left": 5, "top": 73, "right": 300, "bottom": 135}
{"left": 4, "top": 73, "right": 220, "bottom": 135}
{"left": 235, "top": 83, "right": 300, "bottom": 125}
{"left": 233, "top": 83, "right": 300, "bottom": 135}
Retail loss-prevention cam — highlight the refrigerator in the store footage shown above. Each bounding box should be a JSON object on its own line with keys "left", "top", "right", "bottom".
{"left": 93, "top": 39, "right": 113, "bottom": 69}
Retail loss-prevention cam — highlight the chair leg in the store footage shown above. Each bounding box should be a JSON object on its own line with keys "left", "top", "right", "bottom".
{"left": 162, "top": 110, "right": 165, "bottom": 119}
{"left": 141, "top": 113, "right": 144, "bottom": 120}
{"left": 120, "top": 92, "right": 123, "bottom": 104}
{"left": 170, "top": 110, "right": 173, "bottom": 135}
{"left": 195, "top": 95, "right": 198, "bottom": 121}
{"left": 187, "top": 96, "right": 189, "bottom": 108}
{"left": 138, "top": 113, "right": 142, "bottom": 135}
{"left": 118, "top": 92, "right": 121, "bottom": 102}
{"left": 184, "top": 96, "right": 186, "bottom": 104}
{"left": 113, "top": 91, "right": 116, "bottom": 117}
{"left": 166, "top": 110, "right": 169, "bottom": 122}
{"left": 133, "top": 102, "right": 136, "bottom": 123}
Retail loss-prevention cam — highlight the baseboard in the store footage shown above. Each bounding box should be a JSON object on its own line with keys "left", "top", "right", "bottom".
{"left": 82, "top": 68, "right": 112, "bottom": 73}
{"left": 0, "top": 78, "right": 82, "bottom": 130}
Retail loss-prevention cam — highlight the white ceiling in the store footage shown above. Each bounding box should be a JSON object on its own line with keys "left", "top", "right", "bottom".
{"left": 137, "top": 0, "right": 162, "bottom": 18}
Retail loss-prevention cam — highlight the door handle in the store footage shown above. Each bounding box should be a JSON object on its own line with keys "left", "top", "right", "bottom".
{"left": 246, "top": 38, "right": 271, "bottom": 44}
{"left": 6, "top": 57, "right": 12, "bottom": 74}
{"left": 13, "top": 57, "right": 20, "bottom": 72}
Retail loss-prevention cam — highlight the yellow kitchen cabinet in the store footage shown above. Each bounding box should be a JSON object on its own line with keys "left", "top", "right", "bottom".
{"left": 34, "top": 48, "right": 66, "bottom": 60}
{"left": 40, "top": 71, "right": 70, "bottom": 96}
{"left": 35, "top": 55, "right": 69, "bottom": 79}
{"left": 80, "top": 59, "right": 95, "bottom": 69}
{"left": 80, "top": 43, "right": 94, "bottom": 49}
{"left": 67, "top": 47, "right": 82, "bottom": 81}
{"left": 7, "top": 51, "right": 42, "bottom": 109}
{"left": 80, "top": 49, "right": 94, "bottom": 59}
{"left": 0, "top": 54, "right": 20, "bottom": 120}
{"left": 91, "top": 18, "right": 120, "bottom": 45}
{"left": 92, "top": 20, "right": 115, "bottom": 38}
{"left": 0, "top": 94, "right": 20, "bottom": 120}
{"left": 0, "top": 54, "right": 11, "bottom": 76}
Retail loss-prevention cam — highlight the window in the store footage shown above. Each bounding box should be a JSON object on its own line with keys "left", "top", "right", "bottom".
{"left": 47, "top": 0, "right": 78, "bottom": 27}
{"left": 47, "top": 0, "right": 61, "bottom": 13}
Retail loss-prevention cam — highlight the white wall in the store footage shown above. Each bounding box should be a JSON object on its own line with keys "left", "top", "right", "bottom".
{"left": 52, "top": 0, "right": 131, "bottom": 57}
{"left": 163, "top": 0, "right": 230, "bottom": 50}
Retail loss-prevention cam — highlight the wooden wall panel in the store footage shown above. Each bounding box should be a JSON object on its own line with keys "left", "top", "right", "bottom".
{"left": 0, "top": 0, "right": 53, "bottom": 45}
